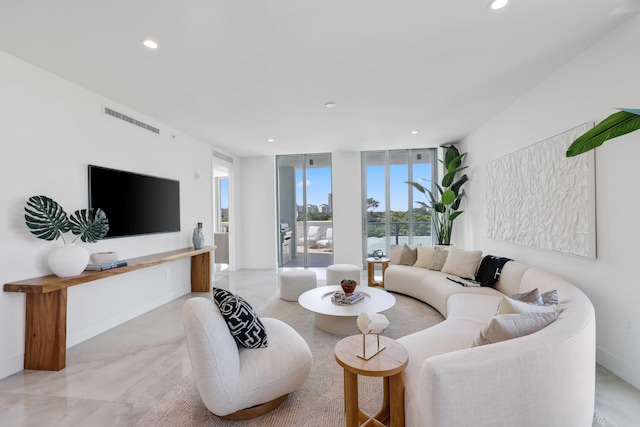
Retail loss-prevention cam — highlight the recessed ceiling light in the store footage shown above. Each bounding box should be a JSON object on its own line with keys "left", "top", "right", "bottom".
{"left": 267, "top": 138, "right": 275, "bottom": 142}
{"left": 411, "top": 130, "right": 419, "bottom": 135}
{"left": 325, "top": 102, "right": 337, "bottom": 108}
{"left": 489, "top": 0, "right": 508, "bottom": 10}
{"left": 142, "top": 39, "right": 158, "bottom": 49}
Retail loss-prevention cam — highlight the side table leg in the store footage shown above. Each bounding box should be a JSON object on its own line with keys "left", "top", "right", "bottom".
{"left": 388, "top": 372, "right": 405, "bottom": 427}
{"left": 373, "top": 376, "right": 391, "bottom": 422}
{"left": 344, "top": 370, "right": 359, "bottom": 427}
{"left": 24, "top": 289, "right": 67, "bottom": 371}
{"left": 380, "top": 262, "right": 389, "bottom": 288}
{"left": 367, "top": 262, "right": 374, "bottom": 287}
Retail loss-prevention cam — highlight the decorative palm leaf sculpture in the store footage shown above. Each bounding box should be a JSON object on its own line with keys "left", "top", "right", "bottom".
{"left": 24, "top": 195, "right": 109, "bottom": 243}
{"left": 407, "top": 145, "right": 468, "bottom": 245}
{"left": 566, "top": 108, "right": 640, "bottom": 157}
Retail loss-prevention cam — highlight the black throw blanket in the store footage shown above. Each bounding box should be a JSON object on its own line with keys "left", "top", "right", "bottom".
{"left": 475, "top": 255, "right": 512, "bottom": 287}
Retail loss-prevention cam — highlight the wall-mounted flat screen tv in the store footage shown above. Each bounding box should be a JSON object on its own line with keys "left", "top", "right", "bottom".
{"left": 88, "top": 165, "right": 181, "bottom": 238}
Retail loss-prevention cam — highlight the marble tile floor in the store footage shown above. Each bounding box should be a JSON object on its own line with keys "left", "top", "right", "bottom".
{"left": 0, "top": 269, "right": 638, "bottom": 427}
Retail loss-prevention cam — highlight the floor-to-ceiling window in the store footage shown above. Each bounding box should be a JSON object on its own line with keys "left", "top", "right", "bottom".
{"left": 362, "top": 148, "right": 435, "bottom": 260}
{"left": 277, "top": 153, "right": 333, "bottom": 268}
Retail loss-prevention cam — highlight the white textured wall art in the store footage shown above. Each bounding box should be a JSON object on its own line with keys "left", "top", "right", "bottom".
{"left": 486, "top": 123, "right": 596, "bottom": 258}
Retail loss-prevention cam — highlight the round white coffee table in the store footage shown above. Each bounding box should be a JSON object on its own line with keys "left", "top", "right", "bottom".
{"left": 298, "top": 285, "right": 396, "bottom": 335}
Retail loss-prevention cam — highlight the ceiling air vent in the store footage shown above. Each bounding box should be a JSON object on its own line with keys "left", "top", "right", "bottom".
{"left": 104, "top": 106, "right": 160, "bottom": 134}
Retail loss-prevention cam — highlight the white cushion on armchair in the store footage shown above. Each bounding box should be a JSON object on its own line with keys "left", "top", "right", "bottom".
{"left": 183, "top": 297, "right": 313, "bottom": 419}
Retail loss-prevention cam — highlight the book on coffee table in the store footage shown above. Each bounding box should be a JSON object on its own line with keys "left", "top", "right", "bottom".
{"left": 331, "top": 291, "right": 365, "bottom": 305}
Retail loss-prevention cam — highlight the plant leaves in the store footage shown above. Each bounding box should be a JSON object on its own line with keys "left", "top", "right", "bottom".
{"left": 405, "top": 181, "right": 427, "bottom": 194}
{"left": 441, "top": 189, "right": 456, "bottom": 205}
{"left": 451, "top": 191, "right": 465, "bottom": 210}
{"left": 69, "top": 208, "right": 109, "bottom": 243}
{"left": 443, "top": 145, "right": 460, "bottom": 166}
{"left": 567, "top": 111, "right": 640, "bottom": 157}
{"left": 24, "top": 195, "right": 69, "bottom": 241}
{"left": 450, "top": 174, "right": 468, "bottom": 195}
{"left": 449, "top": 211, "right": 464, "bottom": 221}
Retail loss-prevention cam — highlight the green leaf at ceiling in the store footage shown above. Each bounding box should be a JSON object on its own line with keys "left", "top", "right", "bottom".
{"left": 567, "top": 110, "right": 640, "bottom": 157}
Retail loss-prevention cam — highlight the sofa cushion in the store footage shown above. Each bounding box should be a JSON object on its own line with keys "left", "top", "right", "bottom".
{"left": 471, "top": 312, "right": 559, "bottom": 346}
{"left": 399, "top": 244, "right": 418, "bottom": 265}
{"left": 441, "top": 247, "right": 483, "bottom": 278}
{"left": 389, "top": 245, "right": 403, "bottom": 265}
{"left": 510, "top": 288, "right": 543, "bottom": 304}
{"left": 413, "top": 246, "right": 434, "bottom": 268}
{"left": 511, "top": 288, "right": 559, "bottom": 306}
{"left": 496, "top": 296, "right": 563, "bottom": 315}
{"left": 428, "top": 246, "right": 449, "bottom": 271}
{"left": 212, "top": 288, "right": 268, "bottom": 349}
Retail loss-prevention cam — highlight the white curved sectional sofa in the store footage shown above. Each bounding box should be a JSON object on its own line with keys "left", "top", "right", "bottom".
{"left": 384, "top": 246, "right": 596, "bottom": 427}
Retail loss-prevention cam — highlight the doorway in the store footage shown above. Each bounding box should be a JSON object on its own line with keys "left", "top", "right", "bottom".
{"left": 277, "top": 153, "right": 333, "bottom": 268}
{"left": 213, "top": 157, "right": 232, "bottom": 271}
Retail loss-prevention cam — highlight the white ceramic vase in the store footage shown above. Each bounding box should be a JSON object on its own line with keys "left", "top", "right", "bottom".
{"left": 48, "top": 244, "right": 90, "bottom": 277}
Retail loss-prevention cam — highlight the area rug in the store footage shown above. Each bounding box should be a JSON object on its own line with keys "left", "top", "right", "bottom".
{"left": 135, "top": 290, "right": 443, "bottom": 427}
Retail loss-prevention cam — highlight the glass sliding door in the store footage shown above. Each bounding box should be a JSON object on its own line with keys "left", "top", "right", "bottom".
{"left": 277, "top": 153, "right": 333, "bottom": 268}
{"left": 362, "top": 148, "right": 435, "bottom": 260}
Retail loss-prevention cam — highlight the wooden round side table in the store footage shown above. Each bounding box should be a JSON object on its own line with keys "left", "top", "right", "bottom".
{"left": 366, "top": 257, "right": 390, "bottom": 288}
{"left": 334, "top": 335, "right": 409, "bottom": 427}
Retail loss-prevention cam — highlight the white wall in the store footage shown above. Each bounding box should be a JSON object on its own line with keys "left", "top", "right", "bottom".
{"left": 237, "top": 156, "right": 277, "bottom": 269}
{"left": 458, "top": 15, "right": 640, "bottom": 389}
{"left": 0, "top": 51, "right": 214, "bottom": 379}
{"left": 332, "top": 152, "right": 364, "bottom": 267}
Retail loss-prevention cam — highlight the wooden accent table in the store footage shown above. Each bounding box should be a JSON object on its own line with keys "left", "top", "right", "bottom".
{"left": 4, "top": 246, "right": 214, "bottom": 371}
{"left": 366, "top": 258, "right": 390, "bottom": 288}
{"left": 334, "top": 335, "right": 409, "bottom": 427}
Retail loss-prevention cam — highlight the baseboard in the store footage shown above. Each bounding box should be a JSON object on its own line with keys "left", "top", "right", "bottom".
{"left": 597, "top": 346, "right": 640, "bottom": 390}
{"left": 67, "top": 287, "right": 191, "bottom": 348}
{"left": 0, "top": 353, "right": 25, "bottom": 381}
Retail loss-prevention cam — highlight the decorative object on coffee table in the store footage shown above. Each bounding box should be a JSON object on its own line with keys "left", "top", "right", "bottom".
{"left": 192, "top": 222, "right": 205, "bottom": 249}
{"left": 24, "top": 195, "right": 109, "bottom": 277}
{"left": 340, "top": 279, "right": 357, "bottom": 296}
{"left": 356, "top": 312, "right": 389, "bottom": 360}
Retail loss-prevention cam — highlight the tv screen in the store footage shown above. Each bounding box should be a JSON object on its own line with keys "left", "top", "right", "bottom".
{"left": 88, "top": 165, "right": 181, "bottom": 238}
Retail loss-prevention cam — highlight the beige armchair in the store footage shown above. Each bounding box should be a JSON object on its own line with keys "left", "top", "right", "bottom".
{"left": 182, "top": 297, "right": 312, "bottom": 419}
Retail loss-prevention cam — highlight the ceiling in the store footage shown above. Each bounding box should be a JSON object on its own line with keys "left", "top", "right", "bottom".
{"left": 0, "top": 1, "right": 636, "bottom": 157}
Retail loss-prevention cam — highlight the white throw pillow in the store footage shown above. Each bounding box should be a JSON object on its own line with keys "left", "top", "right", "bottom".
{"left": 389, "top": 245, "right": 403, "bottom": 265}
{"left": 413, "top": 246, "right": 434, "bottom": 268}
{"left": 428, "top": 246, "right": 449, "bottom": 271}
{"left": 471, "top": 312, "right": 558, "bottom": 347}
{"left": 441, "top": 247, "right": 483, "bottom": 278}
{"left": 496, "top": 296, "right": 563, "bottom": 315}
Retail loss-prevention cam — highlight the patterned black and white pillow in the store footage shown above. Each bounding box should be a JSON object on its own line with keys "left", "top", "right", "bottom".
{"left": 212, "top": 288, "right": 268, "bottom": 349}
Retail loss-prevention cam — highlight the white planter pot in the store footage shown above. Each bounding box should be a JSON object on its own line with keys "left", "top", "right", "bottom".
{"left": 48, "top": 244, "right": 89, "bottom": 277}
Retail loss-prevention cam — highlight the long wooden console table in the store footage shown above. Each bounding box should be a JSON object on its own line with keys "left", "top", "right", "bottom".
{"left": 4, "top": 246, "right": 214, "bottom": 371}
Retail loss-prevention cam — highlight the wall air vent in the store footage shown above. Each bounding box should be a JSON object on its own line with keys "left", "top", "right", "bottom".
{"left": 213, "top": 150, "right": 233, "bottom": 164}
{"left": 104, "top": 107, "right": 160, "bottom": 134}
